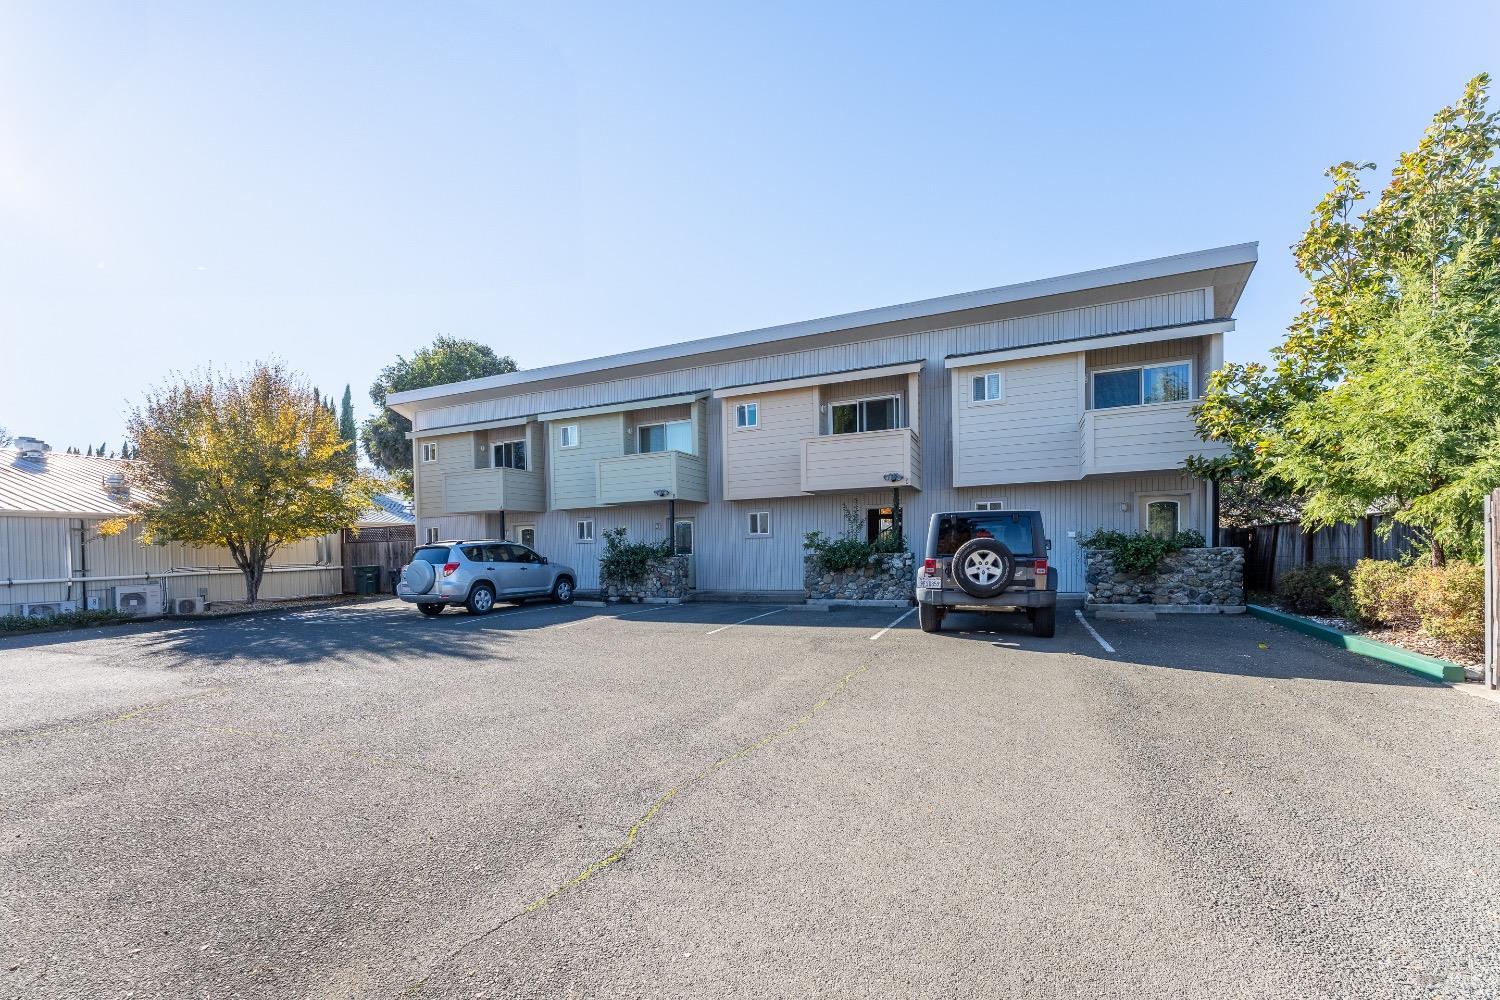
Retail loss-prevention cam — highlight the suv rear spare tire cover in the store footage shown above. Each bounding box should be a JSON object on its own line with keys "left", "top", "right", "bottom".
{"left": 952, "top": 538, "right": 1015, "bottom": 599}
{"left": 403, "top": 560, "right": 436, "bottom": 595}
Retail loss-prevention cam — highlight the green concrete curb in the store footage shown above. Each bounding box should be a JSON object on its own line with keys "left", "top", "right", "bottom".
{"left": 1246, "top": 604, "right": 1465, "bottom": 683}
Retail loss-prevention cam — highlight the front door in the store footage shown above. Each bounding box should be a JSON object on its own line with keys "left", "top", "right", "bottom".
{"left": 673, "top": 518, "right": 696, "bottom": 589}
{"left": 515, "top": 524, "right": 536, "bottom": 549}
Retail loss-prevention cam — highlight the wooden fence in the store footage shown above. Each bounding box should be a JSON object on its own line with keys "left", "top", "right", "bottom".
{"left": 1225, "top": 514, "right": 1422, "bottom": 593}
{"left": 341, "top": 526, "right": 415, "bottom": 594}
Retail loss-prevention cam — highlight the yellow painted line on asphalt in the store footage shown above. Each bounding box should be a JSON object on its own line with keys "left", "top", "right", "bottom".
{"left": 704, "top": 607, "right": 784, "bottom": 635}
{"left": 408, "top": 659, "right": 874, "bottom": 993}
{"left": 548, "top": 604, "right": 684, "bottom": 630}
{"left": 868, "top": 607, "right": 916, "bottom": 640}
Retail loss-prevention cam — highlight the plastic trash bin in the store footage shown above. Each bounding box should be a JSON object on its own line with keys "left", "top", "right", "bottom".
{"left": 353, "top": 565, "right": 381, "bottom": 595}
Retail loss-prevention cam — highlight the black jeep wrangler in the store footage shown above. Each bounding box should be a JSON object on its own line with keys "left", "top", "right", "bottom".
{"left": 915, "top": 509, "right": 1057, "bottom": 636}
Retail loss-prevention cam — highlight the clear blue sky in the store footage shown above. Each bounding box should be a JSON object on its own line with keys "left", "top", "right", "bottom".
{"left": 3, "top": 1, "right": 1497, "bottom": 452}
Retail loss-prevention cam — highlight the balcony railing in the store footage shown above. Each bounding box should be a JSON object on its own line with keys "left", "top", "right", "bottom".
{"left": 596, "top": 450, "right": 708, "bottom": 505}
{"left": 1079, "top": 400, "right": 1225, "bottom": 476}
{"left": 800, "top": 427, "right": 922, "bottom": 494}
{"left": 442, "top": 466, "right": 545, "bottom": 514}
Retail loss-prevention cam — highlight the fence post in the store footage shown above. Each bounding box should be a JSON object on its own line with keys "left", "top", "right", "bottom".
{"left": 1487, "top": 491, "right": 1498, "bottom": 690}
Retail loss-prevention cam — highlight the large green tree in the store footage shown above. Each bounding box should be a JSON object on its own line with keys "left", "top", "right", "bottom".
{"left": 361, "top": 337, "right": 517, "bottom": 494}
{"left": 1195, "top": 74, "right": 1500, "bottom": 564}
{"left": 110, "top": 362, "right": 377, "bottom": 603}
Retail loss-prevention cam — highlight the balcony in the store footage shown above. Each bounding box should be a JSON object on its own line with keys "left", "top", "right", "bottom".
{"left": 596, "top": 450, "right": 708, "bottom": 505}
{"left": 800, "top": 428, "right": 922, "bottom": 494}
{"left": 1079, "top": 400, "right": 1226, "bottom": 476}
{"left": 442, "top": 467, "right": 545, "bottom": 514}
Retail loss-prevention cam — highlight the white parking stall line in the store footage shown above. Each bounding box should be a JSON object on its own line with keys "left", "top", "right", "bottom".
{"left": 549, "top": 604, "right": 682, "bottom": 630}
{"left": 451, "top": 603, "right": 570, "bottom": 625}
{"left": 869, "top": 607, "right": 916, "bottom": 641}
{"left": 1075, "top": 610, "right": 1116, "bottom": 653}
{"left": 705, "top": 608, "right": 785, "bottom": 635}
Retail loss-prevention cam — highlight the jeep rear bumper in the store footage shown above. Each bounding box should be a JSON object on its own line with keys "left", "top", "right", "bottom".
{"left": 915, "top": 586, "right": 1057, "bottom": 611}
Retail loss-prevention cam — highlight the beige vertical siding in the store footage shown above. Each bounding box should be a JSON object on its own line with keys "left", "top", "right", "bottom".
{"left": 549, "top": 413, "right": 624, "bottom": 510}
{"left": 952, "top": 354, "right": 1084, "bottom": 486}
{"left": 0, "top": 514, "right": 342, "bottom": 613}
{"left": 416, "top": 431, "right": 479, "bottom": 517}
{"left": 721, "top": 387, "right": 818, "bottom": 500}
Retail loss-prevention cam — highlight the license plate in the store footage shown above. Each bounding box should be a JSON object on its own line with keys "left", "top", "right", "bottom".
{"left": 917, "top": 573, "right": 943, "bottom": 590}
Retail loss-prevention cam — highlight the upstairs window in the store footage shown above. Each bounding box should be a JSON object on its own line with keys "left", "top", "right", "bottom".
{"left": 420, "top": 442, "right": 438, "bottom": 463}
{"left": 1092, "top": 361, "right": 1192, "bottom": 410}
{"left": 830, "top": 395, "right": 900, "bottom": 434}
{"left": 735, "top": 402, "right": 759, "bottom": 429}
{"left": 493, "top": 440, "right": 527, "bottom": 471}
{"left": 638, "top": 420, "right": 693, "bottom": 453}
{"left": 559, "top": 425, "right": 579, "bottom": 448}
{"left": 971, "top": 372, "right": 1002, "bottom": 402}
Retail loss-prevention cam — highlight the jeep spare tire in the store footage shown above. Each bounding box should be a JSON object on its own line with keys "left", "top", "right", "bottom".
{"left": 952, "top": 538, "right": 1015, "bottom": 599}
{"left": 403, "top": 560, "right": 436, "bottom": 595}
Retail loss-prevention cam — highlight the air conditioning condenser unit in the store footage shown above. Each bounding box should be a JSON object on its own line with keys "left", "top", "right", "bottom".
{"left": 20, "top": 601, "right": 78, "bottom": 619}
{"left": 171, "top": 597, "right": 207, "bottom": 615}
{"left": 112, "top": 583, "right": 164, "bottom": 617}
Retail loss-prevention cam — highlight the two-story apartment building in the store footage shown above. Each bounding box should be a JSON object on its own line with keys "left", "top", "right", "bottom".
{"left": 386, "top": 243, "right": 1254, "bottom": 596}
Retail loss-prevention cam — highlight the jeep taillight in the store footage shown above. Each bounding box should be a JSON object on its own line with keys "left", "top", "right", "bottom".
{"left": 442, "top": 562, "right": 460, "bottom": 576}
{"left": 1033, "top": 558, "right": 1048, "bottom": 587}
{"left": 923, "top": 558, "right": 938, "bottom": 574}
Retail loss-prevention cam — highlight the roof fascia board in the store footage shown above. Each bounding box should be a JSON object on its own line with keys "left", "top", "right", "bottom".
{"left": 944, "top": 320, "right": 1235, "bottom": 370}
{"left": 538, "top": 391, "right": 708, "bottom": 423}
{"left": 386, "top": 242, "right": 1258, "bottom": 411}
{"left": 712, "top": 361, "right": 924, "bottom": 399}
{"left": 406, "top": 415, "right": 532, "bottom": 440}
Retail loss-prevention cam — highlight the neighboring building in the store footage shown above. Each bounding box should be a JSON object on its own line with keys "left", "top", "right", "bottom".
{"left": 342, "top": 492, "right": 417, "bottom": 594}
{"left": 385, "top": 244, "right": 1255, "bottom": 596}
{"left": 0, "top": 443, "right": 343, "bottom": 616}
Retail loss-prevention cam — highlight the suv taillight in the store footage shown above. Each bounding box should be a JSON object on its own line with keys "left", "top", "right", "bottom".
{"left": 442, "top": 562, "right": 460, "bottom": 576}
{"left": 1033, "top": 558, "right": 1048, "bottom": 587}
{"left": 923, "top": 558, "right": 938, "bottom": 574}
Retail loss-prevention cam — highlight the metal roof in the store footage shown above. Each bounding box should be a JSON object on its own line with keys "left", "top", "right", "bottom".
{"left": 359, "top": 492, "right": 415, "bottom": 528}
{"left": 386, "top": 241, "right": 1258, "bottom": 414}
{"left": 0, "top": 449, "right": 137, "bottom": 517}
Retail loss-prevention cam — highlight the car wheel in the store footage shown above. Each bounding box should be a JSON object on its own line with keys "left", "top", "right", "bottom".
{"left": 465, "top": 584, "right": 496, "bottom": 615}
{"left": 1032, "top": 605, "right": 1056, "bottom": 638}
{"left": 918, "top": 602, "right": 943, "bottom": 633}
{"left": 417, "top": 603, "right": 443, "bottom": 617}
{"left": 551, "top": 577, "right": 575, "bottom": 604}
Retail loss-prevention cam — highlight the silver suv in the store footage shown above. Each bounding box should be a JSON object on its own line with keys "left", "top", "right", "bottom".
{"left": 397, "top": 540, "right": 577, "bottom": 616}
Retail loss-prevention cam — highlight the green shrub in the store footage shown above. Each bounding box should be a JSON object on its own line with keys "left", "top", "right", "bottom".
{"left": 1345, "top": 559, "right": 1419, "bottom": 629}
{"left": 0, "top": 608, "right": 133, "bottom": 635}
{"left": 597, "top": 527, "right": 672, "bottom": 584}
{"left": 1413, "top": 561, "right": 1484, "bottom": 648}
{"left": 1078, "top": 528, "right": 1207, "bottom": 575}
{"left": 1275, "top": 563, "right": 1348, "bottom": 615}
{"left": 804, "top": 504, "right": 907, "bottom": 573}
{"left": 1342, "top": 558, "right": 1482, "bottom": 651}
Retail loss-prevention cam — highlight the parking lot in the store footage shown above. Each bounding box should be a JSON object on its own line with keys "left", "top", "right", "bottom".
{"left": 3, "top": 599, "right": 1499, "bottom": 998}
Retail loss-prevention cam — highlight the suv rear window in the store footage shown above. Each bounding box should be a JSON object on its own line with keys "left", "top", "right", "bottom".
{"left": 412, "top": 546, "right": 452, "bottom": 565}
{"left": 935, "top": 513, "right": 1036, "bottom": 557}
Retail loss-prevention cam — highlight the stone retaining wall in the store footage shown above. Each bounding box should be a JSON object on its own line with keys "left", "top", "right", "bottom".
{"left": 1085, "top": 546, "right": 1244, "bottom": 607}
{"left": 804, "top": 552, "right": 915, "bottom": 603}
{"left": 601, "top": 555, "right": 691, "bottom": 602}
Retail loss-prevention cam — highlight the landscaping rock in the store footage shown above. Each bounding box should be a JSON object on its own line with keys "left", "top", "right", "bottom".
{"left": 803, "top": 552, "right": 914, "bottom": 602}
{"left": 601, "top": 555, "right": 691, "bottom": 602}
{"left": 1085, "top": 547, "right": 1244, "bottom": 608}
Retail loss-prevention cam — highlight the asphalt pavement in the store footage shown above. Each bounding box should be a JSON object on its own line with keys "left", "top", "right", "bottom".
{"left": 2, "top": 599, "right": 1498, "bottom": 998}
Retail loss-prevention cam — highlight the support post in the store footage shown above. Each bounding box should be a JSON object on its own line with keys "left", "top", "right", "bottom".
{"left": 668, "top": 497, "right": 677, "bottom": 551}
{"left": 1487, "top": 491, "right": 1498, "bottom": 689}
{"left": 498, "top": 509, "right": 506, "bottom": 540}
